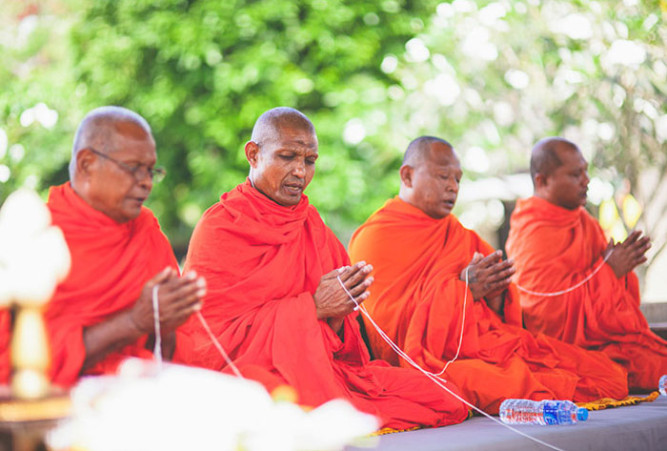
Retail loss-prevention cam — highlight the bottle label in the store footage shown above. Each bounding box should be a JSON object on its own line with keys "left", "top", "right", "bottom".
{"left": 542, "top": 401, "right": 564, "bottom": 425}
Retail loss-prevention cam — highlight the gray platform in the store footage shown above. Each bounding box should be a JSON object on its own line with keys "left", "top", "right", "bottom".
{"left": 346, "top": 396, "right": 667, "bottom": 451}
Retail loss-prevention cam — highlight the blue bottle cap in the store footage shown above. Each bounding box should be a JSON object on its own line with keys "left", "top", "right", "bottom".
{"left": 576, "top": 408, "right": 588, "bottom": 421}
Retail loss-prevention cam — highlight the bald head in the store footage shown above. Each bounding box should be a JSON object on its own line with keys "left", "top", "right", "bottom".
{"left": 250, "top": 107, "right": 315, "bottom": 147}
{"left": 245, "top": 107, "right": 319, "bottom": 207}
{"left": 399, "top": 136, "right": 461, "bottom": 219}
{"left": 403, "top": 136, "right": 453, "bottom": 168}
{"left": 70, "top": 106, "right": 153, "bottom": 179}
{"left": 529, "top": 137, "right": 579, "bottom": 185}
{"left": 531, "top": 137, "right": 590, "bottom": 210}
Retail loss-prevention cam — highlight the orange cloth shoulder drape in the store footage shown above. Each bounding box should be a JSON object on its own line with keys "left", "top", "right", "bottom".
{"left": 45, "top": 183, "right": 178, "bottom": 386}
{"left": 507, "top": 196, "right": 667, "bottom": 390}
{"left": 349, "top": 197, "right": 628, "bottom": 413}
{"left": 174, "top": 181, "right": 469, "bottom": 430}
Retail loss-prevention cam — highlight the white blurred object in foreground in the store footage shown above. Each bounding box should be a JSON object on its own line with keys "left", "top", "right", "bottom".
{"left": 0, "top": 188, "right": 71, "bottom": 399}
{"left": 48, "top": 359, "right": 379, "bottom": 451}
{"left": 0, "top": 188, "right": 71, "bottom": 306}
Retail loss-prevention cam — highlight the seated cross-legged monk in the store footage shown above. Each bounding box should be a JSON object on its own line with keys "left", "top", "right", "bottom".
{"left": 348, "top": 136, "right": 629, "bottom": 414}
{"left": 174, "top": 108, "right": 469, "bottom": 430}
{"left": 506, "top": 137, "right": 667, "bottom": 392}
{"left": 44, "top": 106, "right": 206, "bottom": 387}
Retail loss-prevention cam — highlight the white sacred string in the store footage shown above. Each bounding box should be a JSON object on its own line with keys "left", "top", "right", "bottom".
{"left": 336, "top": 271, "right": 567, "bottom": 451}
{"left": 514, "top": 249, "right": 613, "bottom": 297}
{"left": 152, "top": 285, "right": 163, "bottom": 368}
{"left": 151, "top": 284, "right": 243, "bottom": 378}
{"left": 196, "top": 311, "right": 244, "bottom": 379}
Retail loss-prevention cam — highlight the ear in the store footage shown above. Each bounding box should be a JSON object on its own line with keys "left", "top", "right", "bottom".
{"left": 76, "top": 148, "right": 96, "bottom": 178}
{"left": 245, "top": 141, "right": 260, "bottom": 168}
{"left": 534, "top": 172, "right": 548, "bottom": 190}
{"left": 399, "top": 164, "right": 414, "bottom": 188}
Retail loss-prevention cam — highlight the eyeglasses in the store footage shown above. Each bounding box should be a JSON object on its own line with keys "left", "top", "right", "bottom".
{"left": 88, "top": 147, "right": 166, "bottom": 183}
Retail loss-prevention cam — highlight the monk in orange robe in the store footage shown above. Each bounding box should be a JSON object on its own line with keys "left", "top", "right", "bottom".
{"left": 44, "top": 106, "right": 205, "bottom": 387}
{"left": 506, "top": 137, "right": 667, "bottom": 391}
{"left": 348, "top": 136, "right": 628, "bottom": 414}
{"left": 174, "top": 108, "right": 469, "bottom": 430}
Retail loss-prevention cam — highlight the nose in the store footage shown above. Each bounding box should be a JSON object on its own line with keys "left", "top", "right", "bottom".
{"left": 446, "top": 179, "right": 459, "bottom": 193}
{"left": 582, "top": 171, "right": 590, "bottom": 187}
{"left": 292, "top": 159, "right": 306, "bottom": 179}
{"left": 136, "top": 167, "right": 153, "bottom": 190}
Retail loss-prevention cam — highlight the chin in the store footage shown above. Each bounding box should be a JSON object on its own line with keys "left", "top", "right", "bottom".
{"left": 273, "top": 196, "right": 300, "bottom": 207}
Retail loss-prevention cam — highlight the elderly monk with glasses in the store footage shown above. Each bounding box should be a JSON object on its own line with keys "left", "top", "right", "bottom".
{"left": 41, "top": 106, "right": 205, "bottom": 387}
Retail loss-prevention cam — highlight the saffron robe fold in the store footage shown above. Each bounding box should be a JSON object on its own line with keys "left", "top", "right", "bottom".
{"left": 348, "top": 197, "right": 628, "bottom": 413}
{"left": 45, "top": 183, "right": 178, "bottom": 386}
{"left": 173, "top": 181, "right": 469, "bottom": 430}
{"left": 506, "top": 196, "right": 667, "bottom": 390}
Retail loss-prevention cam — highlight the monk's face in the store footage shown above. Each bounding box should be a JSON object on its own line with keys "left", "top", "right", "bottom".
{"left": 407, "top": 143, "right": 462, "bottom": 219}
{"left": 85, "top": 125, "right": 157, "bottom": 223}
{"left": 247, "top": 125, "right": 318, "bottom": 206}
{"left": 542, "top": 144, "right": 589, "bottom": 210}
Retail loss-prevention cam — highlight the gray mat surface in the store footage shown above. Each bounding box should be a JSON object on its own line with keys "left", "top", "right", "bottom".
{"left": 346, "top": 396, "right": 667, "bottom": 451}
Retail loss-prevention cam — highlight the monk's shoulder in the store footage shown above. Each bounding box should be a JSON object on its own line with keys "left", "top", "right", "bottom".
{"left": 305, "top": 204, "right": 340, "bottom": 242}
{"left": 137, "top": 206, "right": 161, "bottom": 228}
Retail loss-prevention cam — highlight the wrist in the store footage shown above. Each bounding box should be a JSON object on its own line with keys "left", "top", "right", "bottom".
{"left": 126, "top": 309, "right": 149, "bottom": 338}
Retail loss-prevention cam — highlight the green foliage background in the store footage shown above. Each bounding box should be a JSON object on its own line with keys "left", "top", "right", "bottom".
{"left": 1, "top": 0, "right": 666, "bottom": 262}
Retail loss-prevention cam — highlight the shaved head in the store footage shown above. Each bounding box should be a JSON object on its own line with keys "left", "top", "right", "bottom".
{"left": 250, "top": 107, "right": 315, "bottom": 147}
{"left": 399, "top": 136, "right": 461, "bottom": 219}
{"left": 529, "top": 137, "right": 578, "bottom": 185}
{"left": 70, "top": 106, "right": 153, "bottom": 179}
{"left": 403, "top": 136, "right": 453, "bottom": 168}
{"left": 245, "top": 107, "right": 318, "bottom": 207}
{"left": 531, "top": 137, "right": 589, "bottom": 210}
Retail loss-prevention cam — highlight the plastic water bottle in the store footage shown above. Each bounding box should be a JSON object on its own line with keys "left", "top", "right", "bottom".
{"left": 499, "top": 399, "right": 588, "bottom": 425}
{"left": 660, "top": 375, "right": 667, "bottom": 396}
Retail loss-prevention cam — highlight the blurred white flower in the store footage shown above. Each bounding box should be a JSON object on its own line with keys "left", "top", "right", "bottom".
{"left": 9, "top": 144, "right": 25, "bottom": 163}
{"left": 436, "top": 3, "right": 455, "bottom": 19}
{"left": 463, "top": 146, "right": 490, "bottom": 173}
{"left": 405, "top": 38, "right": 430, "bottom": 63}
{"left": 0, "top": 166, "right": 10, "bottom": 184}
{"left": 656, "top": 115, "right": 667, "bottom": 144}
{"left": 48, "top": 360, "right": 379, "bottom": 451}
{"left": 606, "top": 40, "right": 646, "bottom": 66}
{"left": 504, "top": 69, "right": 530, "bottom": 90}
{"left": 550, "top": 14, "right": 593, "bottom": 40}
{"left": 588, "top": 177, "right": 615, "bottom": 206}
{"left": 381, "top": 55, "right": 398, "bottom": 74}
{"left": 424, "top": 73, "right": 460, "bottom": 106}
{"left": 461, "top": 27, "right": 498, "bottom": 61}
{"left": 493, "top": 101, "right": 515, "bottom": 127}
{"left": 479, "top": 2, "right": 507, "bottom": 27}
{"left": 343, "top": 119, "right": 366, "bottom": 145}
{"left": 19, "top": 103, "right": 59, "bottom": 129}
{"left": 0, "top": 189, "right": 71, "bottom": 306}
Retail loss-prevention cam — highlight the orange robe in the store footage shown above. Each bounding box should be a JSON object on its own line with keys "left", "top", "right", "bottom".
{"left": 173, "top": 181, "right": 469, "bottom": 430}
{"left": 45, "top": 182, "right": 178, "bottom": 387}
{"left": 507, "top": 196, "right": 667, "bottom": 390}
{"left": 348, "top": 197, "right": 628, "bottom": 413}
{"left": 0, "top": 311, "right": 10, "bottom": 385}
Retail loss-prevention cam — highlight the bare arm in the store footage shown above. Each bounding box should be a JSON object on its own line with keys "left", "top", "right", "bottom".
{"left": 82, "top": 267, "right": 206, "bottom": 371}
